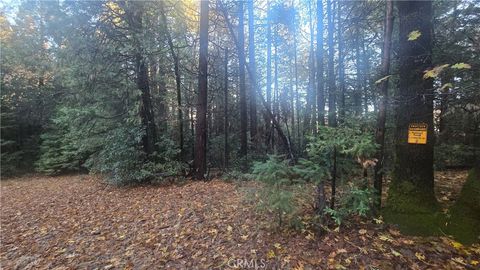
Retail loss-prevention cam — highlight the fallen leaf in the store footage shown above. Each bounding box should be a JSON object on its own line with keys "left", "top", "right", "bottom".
{"left": 390, "top": 248, "right": 402, "bottom": 257}
{"left": 415, "top": 252, "right": 425, "bottom": 261}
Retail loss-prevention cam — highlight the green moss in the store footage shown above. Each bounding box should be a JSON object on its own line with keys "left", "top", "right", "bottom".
{"left": 445, "top": 169, "right": 480, "bottom": 245}
{"left": 384, "top": 181, "right": 444, "bottom": 236}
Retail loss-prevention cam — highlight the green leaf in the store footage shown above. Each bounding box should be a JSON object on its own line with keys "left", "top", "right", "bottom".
{"left": 451, "top": 62, "right": 471, "bottom": 69}
{"left": 408, "top": 30, "right": 422, "bottom": 41}
{"left": 374, "top": 75, "right": 392, "bottom": 85}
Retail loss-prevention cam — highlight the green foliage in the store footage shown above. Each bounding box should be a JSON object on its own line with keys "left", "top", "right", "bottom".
{"left": 324, "top": 182, "right": 376, "bottom": 225}
{"left": 35, "top": 108, "right": 87, "bottom": 175}
{"left": 221, "top": 170, "right": 252, "bottom": 182}
{"left": 0, "top": 139, "right": 23, "bottom": 176}
{"left": 1, "top": 108, "right": 23, "bottom": 176}
{"left": 435, "top": 144, "right": 479, "bottom": 169}
{"left": 303, "top": 124, "right": 378, "bottom": 182}
{"left": 87, "top": 125, "right": 185, "bottom": 185}
{"left": 251, "top": 155, "right": 304, "bottom": 227}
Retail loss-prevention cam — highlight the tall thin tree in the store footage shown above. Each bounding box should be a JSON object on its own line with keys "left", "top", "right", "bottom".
{"left": 373, "top": 0, "right": 394, "bottom": 209}
{"left": 316, "top": 0, "right": 325, "bottom": 126}
{"left": 247, "top": 0, "right": 257, "bottom": 142}
{"left": 337, "top": 1, "right": 345, "bottom": 123}
{"left": 194, "top": 0, "right": 209, "bottom": 179}
{"left": 159, "top": 1, "right": 184, "bottom": 159}
{"left": 326, "top": 0, "right": 336, "bottom": 127}
{"left": 238, "top": 1, "right": 248, "bottom": 158}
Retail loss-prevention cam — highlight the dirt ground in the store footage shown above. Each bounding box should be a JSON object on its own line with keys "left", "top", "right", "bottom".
{"left": 1, "top": 172, "right": 479, "bottom": 269}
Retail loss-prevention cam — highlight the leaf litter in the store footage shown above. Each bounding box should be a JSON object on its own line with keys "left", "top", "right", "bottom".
{"left": 1, "top": 173, "right": 478, "bottom": 269}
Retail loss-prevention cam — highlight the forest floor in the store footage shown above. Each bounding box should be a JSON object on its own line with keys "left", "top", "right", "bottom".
{"left": 1, "top": 171, "right": 479, "bottom": 270}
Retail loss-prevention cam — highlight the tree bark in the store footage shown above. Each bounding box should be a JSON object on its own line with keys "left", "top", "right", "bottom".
{"left": 316, "top": 0, "right": 325, "bottom": 126}
{"left": 266, "top": 0, "right": 273, "bottom": 149}
{"left": 247, "top": 0, "right": 257, "bottom": 143}
{"left": 354, "top": 33, "right": 363, "bottom": 116}
{"left": 326, "top": 0, "right": 336, "bottom": 127}
{"left": 388, "top": 0, "right": 436, "bottom": 214}
{"left": 293, "top": 7, "right": 300, "bottom": 143}
{"left": 127, "top": 3, "right": 158, "bottom": 156}
{"left": 194, "top": 0, "right": 209, "bottom": 179}
{"left": 238, "top": 1, "right": 248, "bottom": 158}
{"left": 224, "top": 48, "right": 229, "bottom": 170}
{"left": 159, "top": 1, "right": 184, "bottom": 159}
{"left": 337, "top": 1, "right": 345, "bottom": 123}
{"left": 304, "top": 0, "right": 316, "bottom": 135}
{"left": 373, "top": 0, "right": 394, "bottom": 209}
{"left": 218, "top": 1, "right": 294, "bottom": 160}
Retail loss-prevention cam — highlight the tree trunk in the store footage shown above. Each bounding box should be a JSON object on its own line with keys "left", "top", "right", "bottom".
{"left": 304, "top": 0, "right": 316, "bottom": 135}
{"left": 273, "top": 25, "right": 279, "bottom": 150}
{"left": 362, "top": 42, "right": 370, "bottom": 114}
{"left": 218, "top": 1, "right": 294, "bottom": 160}
{"left": 387, "top": 1, "right": 437, "bottom": 227}
{"left": 293, "top": 8, "right": 300, "bottom": 143}
{"left": 266, "top": 0, "right": 273, "bottom": 149}
{"left": 159, "top": 1, "right": 184, "bottom": 159}
{"left": 326, "top": 0, "right": 336, "bottom": 127}
{"left": 354, "top": 33, "right": 363, "bottom": 116}
{"left": 238, "top": 1, "right": 248, "bottom": 158}
{"left": 374, "top": 0, "right": 393, "bottom": 210}
{"left": 337, "top": 1, "right": 345, "bottom": 123}
{"left": 194, "top": 0, "right": 209, "bottom": 180}
{"left": 316, "top": 0, "right": 325, "bottom": 126}
{"left": 224, "top": 48, "right": 229, "bottom": 170}
{"left": 247, "top": 0, "right": 257, "bottom": 143}
{"left": 128, "top": 3, "right": 158, "bottom": 157}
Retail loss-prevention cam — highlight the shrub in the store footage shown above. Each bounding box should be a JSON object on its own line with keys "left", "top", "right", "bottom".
{"left": 324, "top": 182, "right": 376, "bottom": 225}
{"left": 86, "top": 125, "right": 185, "bottom": 185}
{"left": 251, "top": 155, "right": 304, "bottom": 227}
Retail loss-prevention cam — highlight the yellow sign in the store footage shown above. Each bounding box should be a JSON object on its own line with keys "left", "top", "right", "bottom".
{"left": 408, "top": 123, "right": 427, "bottom": 144}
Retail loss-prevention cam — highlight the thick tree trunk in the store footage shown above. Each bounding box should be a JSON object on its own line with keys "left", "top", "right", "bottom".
{"left": 136, "top": 54, "right": 158, "bottom": 156}
{"left": 159, "top": 2, "right": 184, "bottom": 159}
{"left": 247, "top": 0, "right": 257, "bottom": 143}
{"left": 387, "top": 1, "right": 437, "bottom": 227}
{"left": 194, "top": 0, "right": 209, "bottom": 179}
{"left": 316, "top": 0, "right": 325, "bottom": 126}
{"left": 326, "top": 0, "right": 336, "bottom": 127}
{"left": 238, "top": 1, "right": 248, "bottom": 158}
{"left": 374, "top": 0, "right": 394, "bottom": 209}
